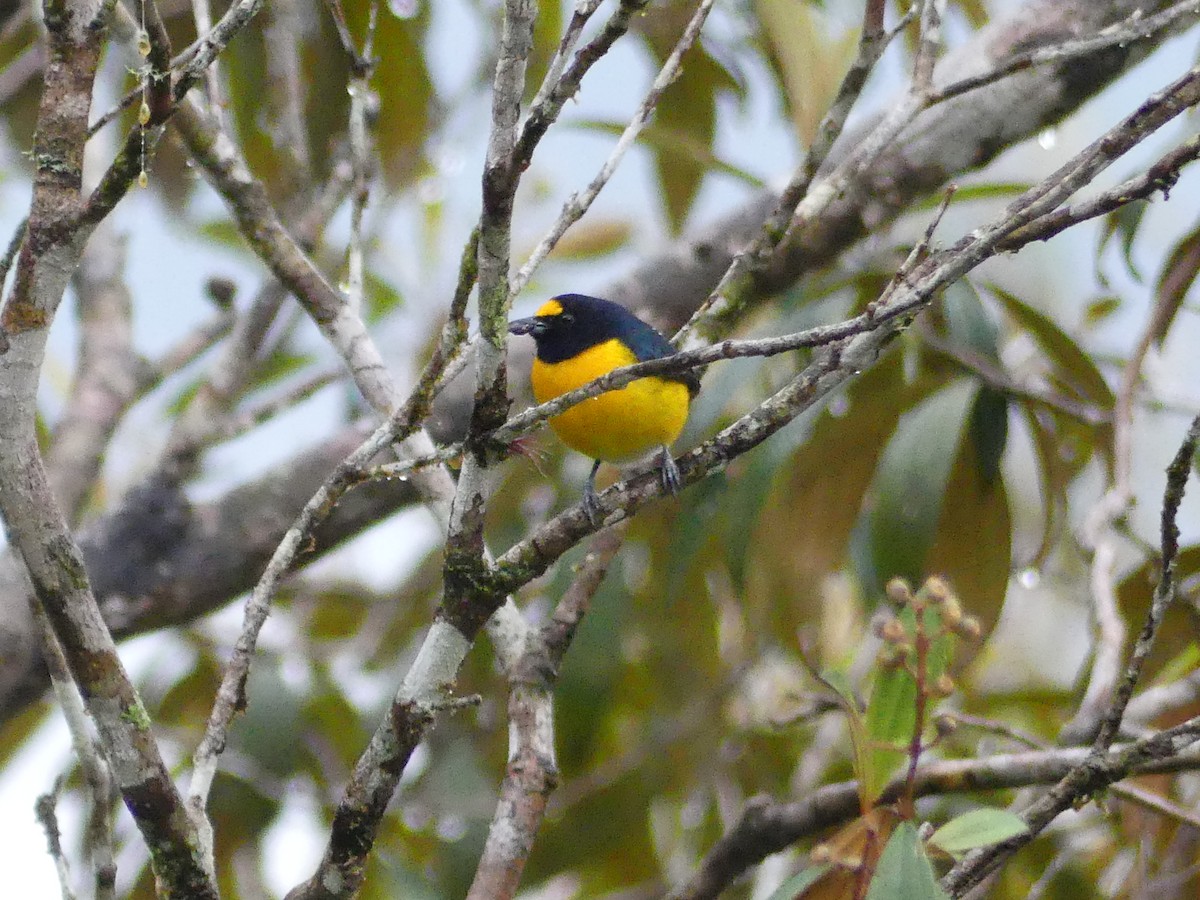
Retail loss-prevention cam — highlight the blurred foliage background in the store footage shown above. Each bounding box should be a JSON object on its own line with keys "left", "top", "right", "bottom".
{"left": 2, "top": 0, "right": 1200, "bottom": 897}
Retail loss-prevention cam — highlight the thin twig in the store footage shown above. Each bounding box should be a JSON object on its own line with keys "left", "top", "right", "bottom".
{"left": 281, "top": 5, "right": 539, "bottom": 894}
{"left": 930, "top": 0, "right": 1200, "bottom": 107}
{"left": 526, "top": 0, "right": 605, "bottom": 116}
{"left": 264, "top": 0, "right": 313, "bottom": 183}
{"left": 343, "top": 1, "right": 380, "bottom": 319}
{"left": 998, "top": 132, "right": 1200, "bottom": 250}
{"left": 48, "top": 225, "right": 141, "bottom": 523}
{"left": 160, "top": 163, "right": 355, "bottom": 471}
{"left": 489, "top": 61, "right": 1200, "bottom": 598}
{"left": 0, "top": 2, "right": 215, "bottom": 890}
{"left": 35, "top": 780, "right": 76, "bottom": 900}
{"left": 187, "top": 404, "right": 422, "bottom": 813}
{"left": 510, "top": 0, "right": 717, "bottom": 297}
{"left": 942, "top": 416, "right": 1200, "bottom": 896}
{"left": 1061, "top": 132, "right": 1200, "bottom": 741}
{"left": 918, "top": 324, "right": 1108, "bottom": 425}
{"left": 1092, "top": 414, "right": 1200, "bottom": 749}
{"left": 951, "top": 712, "right": 1200, "bottom": 830}
{"left": 34, "top": 588, "right": 117, "bottom": 900}
{"left": 675, "top": 0, "right": 916, "bottom": 347}
{"left": 513, "top": 0, "right": 651, "bottom": 174}
{"left": 220, "top": 369, "right": 345, "bottom": 443}
{"left": 174, "top": 0, "right": 273, "bottom": 101}
{"left": 434, "top": 0, "right": 653, "bottom": 393}
{"left": 1127, "top": 668, "right": 1200, "bottom": 726}
{"left": 672, "top": 731, "right": 1200, "bottom": 900}
{"left": 140, "top": 309, "right": 237, "bottom": 389}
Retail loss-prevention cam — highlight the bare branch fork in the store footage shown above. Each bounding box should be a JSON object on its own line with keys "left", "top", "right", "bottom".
{"left": 272, "top": 6, "right": 737, "bottom": 895}
{"left": 434, "top": 0, "right": 657, "bottom": 392}
{"left": 450, "top": 0, "right": 1200, "bottom": 470}
{"left": 279, "top": 0, "right": 538, "bottom": 892}
{"left": 675, "top": 0, "right": 912, "bottom": 347}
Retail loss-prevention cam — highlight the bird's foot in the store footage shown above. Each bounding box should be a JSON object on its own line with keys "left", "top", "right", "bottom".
{"left": 659, "top": 447, "right": 682, "bottom": 496}
{"left": 582, "top": 478, "right": 602, "bottom": 526}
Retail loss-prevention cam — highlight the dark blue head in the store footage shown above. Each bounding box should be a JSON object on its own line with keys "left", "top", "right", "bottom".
{"left": 508, "top": 294, "right": 699, "bottom": 394}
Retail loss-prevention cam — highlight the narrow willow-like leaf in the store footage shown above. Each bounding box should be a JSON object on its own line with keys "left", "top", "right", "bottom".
{"left": 928, "top": 807, "right": 1028, "bottom": 855}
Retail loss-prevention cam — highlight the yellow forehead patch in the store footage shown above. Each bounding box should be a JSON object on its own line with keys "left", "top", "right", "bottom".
{"left": 536, "top": 298, "right": 564, "bottom": 317}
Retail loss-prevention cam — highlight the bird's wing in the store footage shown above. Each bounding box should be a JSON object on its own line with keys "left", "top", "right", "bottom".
{"left": 626, "top": 322, "right": 701, "bottom": 398}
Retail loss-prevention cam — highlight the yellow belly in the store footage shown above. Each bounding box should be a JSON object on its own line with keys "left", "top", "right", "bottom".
{"left": 531, "top": 339, "right": 691, "bottom": 463}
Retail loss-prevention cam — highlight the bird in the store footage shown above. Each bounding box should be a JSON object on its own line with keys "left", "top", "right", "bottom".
{"left": 508, "top": 293, "right": 700, "bottom": 524}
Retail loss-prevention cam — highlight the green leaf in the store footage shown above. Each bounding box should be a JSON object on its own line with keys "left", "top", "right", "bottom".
{"left": 1152, "top": 221, "right": 1200, "bottom": 347}
{"left": 956, "top": 0, "right": 990, "bottom": 25}
{"left": 856, "top": 379, "right": 978, "bottom": 595}
{"left": 572, "top": 119, "right": 764, "bottom": 189}
{"left": 913, "top": 181, "right": 1033, "bottom": 210}
{"left": 969, "top": 387, "right": 1007, "bottom": 486}
{"left": 1116, "top": 545, "right": 1200, "bottom": 680}
{"left": 754, "top": 0, "right": 858, "bottom": 144}
{"left": 0, "top": 701, "right": 50, "bottom": 771}
{"left": 1153, "top": 642, "right": 1200, "bottom": 688}
{"left": 525, "top": 0, "right": 563, "bottom": 103}
{"left": 750, "top": 348, "right": 945, "bottom": 639}
{"left": 942, "top": 282, "right": 1008, "bottom": 485}
{"left": 817, "top": 668, "right": 876, "bottom": 809}
{"left": 307, "top": 588, "right": 370, "bottom": 641}
{"left": 928, "top": 808, "right": 1028, "bottom": 855}
{"left": 166, "top": 377, "right": 204, "bottom": 416}
{"left": 250, "top": 349, "right": 316, "bottom": 392}
{"left": 364, "top": 271, "right": 405, "bottom": 323}
{"left": 720, "top": 442, "right": 781, "bottom": 593}
{"left": 155, "top": 652, "right": 221, "bottom": 727}
{"left": 1097, "top": 199, "right": 1149, "bottom": 283}
{"left": 765, "top": 864, "right": 829, "bottom": 900}
{"left": 635, "top": 33, "right": 742, "bottom": 232}
{"left": 866, "top": 822, "right": 948, "bottom": 900}
{"left": 352, "top": 3, "right": 433, "bottom": 188}
{"left": 232, "top": 663, "right": 306, "bottom": 777}
{"left": 1083, "top": 296, "right": 1121, "bottom": 328}
{"left": 198, "top": 219, "right": 251, "bottom": 251}
{"left": 985, "top": 284, "right": 1114, "bottom": 411}
{"left": 942, "top": 281, "right": 999, "bottom": 361}
{"left": 924, "top": 432, "right": 1011, "bottom": 639}
{"left": 544, "top": 218, "right": 635, "bottom": 262}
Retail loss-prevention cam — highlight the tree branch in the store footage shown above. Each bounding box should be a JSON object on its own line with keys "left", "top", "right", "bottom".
{"left": 0, "top": 2, "right": 216, "bottom": 892}
{"left": 670, "top": 736, "right": 1200, "bottom": 900}
{"left": 941, "top": 414, "right": 1200, "bottom": 895}
{"left": 466, "top": 526, "right": 626, "bottom": 900}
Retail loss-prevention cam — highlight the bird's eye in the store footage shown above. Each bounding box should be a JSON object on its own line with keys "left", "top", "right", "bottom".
{"left": 559, "top": 312, "right": 575, "bottom": 325}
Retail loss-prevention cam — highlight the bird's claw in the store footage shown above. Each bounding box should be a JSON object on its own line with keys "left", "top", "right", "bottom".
{"left": 660, "top": 447, "right": 682, "bottom": 496}
{"left": 582, "top": 478, "right": 601, "bottom": 526}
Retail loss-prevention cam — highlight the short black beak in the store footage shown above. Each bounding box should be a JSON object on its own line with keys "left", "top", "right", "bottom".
{"left": 508, "top": 317, "right": 539, "bottom": 336}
